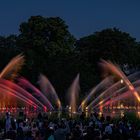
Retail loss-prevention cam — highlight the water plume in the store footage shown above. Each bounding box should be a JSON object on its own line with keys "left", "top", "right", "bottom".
{"left": 0, "top": 84, "right": 38, "bottom": 107}
{"left": 38, "top": 74, "right": 61, "bottom": 109}
{"left": 0, "top": 54, "right": 25, "bottom": 80}
{"left": 92, "top": 79, "right": 140, "bottom": 110}
{"left": 0, "top": 79, "right": 45, "bottom": 109}
{"left": 67, "top": 74, "right": 80, "bottom": 113}
{"left": 86, "top": 70, "right": 140, "bottom": 110}
{"left": 100, "top": 60, "right": 140, "bottom": 102}
{"left": 79, "top": 76, "right": 114, "bottom": 110}
{"left": 17, "top": 77, "right": 54, "bottom": 110}
{"left": 102, "top": 88, "right": 139, "bottom": 108}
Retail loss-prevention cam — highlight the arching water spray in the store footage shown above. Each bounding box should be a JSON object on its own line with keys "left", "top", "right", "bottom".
{"left": 100, "top": 60, "right": 140, "bottom": 102}
{"left": 38, "top": 74, "right": 61, "bottom": 110}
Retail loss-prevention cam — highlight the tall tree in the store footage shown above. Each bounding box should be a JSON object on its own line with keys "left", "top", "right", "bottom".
{"left": 17, "top": 16, "right": 76, "bottom": 97}
{"left": 76, "top": 28, "right": 138, "bottom": 65}
{"left": 75, "top": 28, "right": 139, "bottom": 94}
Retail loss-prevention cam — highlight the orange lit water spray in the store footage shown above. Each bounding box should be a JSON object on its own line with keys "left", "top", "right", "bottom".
{"left": 0, "top": 54, "right": 25, "bottom": 108}
{"left": 86, "top": 71, "right": 140, "bottom": 110}
{"left": 91, "top": 79, "right": 140, "bottom": 110}
{"left": 79, "top": 76, "right": 114, "bottom": 111}
{"left": 100, "top": 60, "right": 140, "bottom": 102}
{"left": 0, "top": 54, "right": 24, "bottom": 80}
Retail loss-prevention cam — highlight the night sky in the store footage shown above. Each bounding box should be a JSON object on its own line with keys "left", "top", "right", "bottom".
{"left": 0, "top": 0, "right": 140, "bottom": 40}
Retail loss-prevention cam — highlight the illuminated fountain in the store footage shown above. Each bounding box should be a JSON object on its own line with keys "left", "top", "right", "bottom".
{"left": 89, "top": 79, "right": 140, "bottom": 111}
{"left": 0, "top": 54, "right": 54, "bottom": 113}
{"left": 67, "top": 74, "right": 80, "bottom": 116}
{"left": 0, "top": 79, "right": 49, "bottom": 110}
{"left": 100, "top": 88, "right": 137, "bottom": 108}
{"left": 17, "top": 77, "right": 54, "bottom": 111}
{"left": 0, "top": 76, "right": 55, "bottom": 113}
{"left": 0, "top": 54, "right": 140, "bottom": 118}
{"left": 38, "top": 74, "right": 61, "bottom": 110}
{"left": 86, "top": 74, "right": 139, "bottom": 110}
{"left": 100, "top": 60, "right": 140, "bottom": 103}
{"left": 82, "top": 60, "right": 140, "bottom": 117}
{"left": 0, "top": 54, "right": 25, "bottom": 109}
{"left": 0, "top": 54, "right": 24, "bottom": 80}
{"left": 79, "top": 76, "right": 114, "bottom": 111}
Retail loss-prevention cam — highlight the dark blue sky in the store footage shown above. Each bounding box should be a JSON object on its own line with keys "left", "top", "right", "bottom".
{"left": 0, "top": 0, "right": 140, "bottom": 40}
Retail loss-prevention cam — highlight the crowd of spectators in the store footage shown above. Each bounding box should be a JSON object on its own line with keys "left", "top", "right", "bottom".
{"left": 1, "top": 111, "right": 140, "bottom": 140}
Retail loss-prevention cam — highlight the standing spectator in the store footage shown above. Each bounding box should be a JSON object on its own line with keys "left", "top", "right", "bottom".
{"left": 5, "top": 112, "right": 11, "bottom": 132}
{"left": 54, "top": 120, "right": 70, "bottom": 140}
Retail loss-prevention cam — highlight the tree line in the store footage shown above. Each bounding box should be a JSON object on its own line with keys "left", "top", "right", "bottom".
{"left": 0, "top": 16, "right": 140, "bottom": 99}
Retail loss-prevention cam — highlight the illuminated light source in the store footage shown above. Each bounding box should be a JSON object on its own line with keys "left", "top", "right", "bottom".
{"left": 117, "top": 106, "right": 121, "bottom": 109}
{"left": 82, "top": 101, "right": 85, "bottom": 106}
{"left": 81, "top": 101, "right": 85, "bottom": 108}
{"left": 57, "top": 100, "right": 61, "bottom": 108}
{"left": 86, "top": 107, "right": 88, "bottom": 110}
{"left": 120, "top": 104, "right": 124, "bottom": 109}
{"left": 85, "top": 107, "right": 89, "bottom": 118}
{"left": 120, "top": 79, "right": 124, "bottom": 84}
{"left": 99, "top": 111, "right": 102, "bottom": 117}
{"left": 69, "top": 106, "right": 71, "bottom": 110}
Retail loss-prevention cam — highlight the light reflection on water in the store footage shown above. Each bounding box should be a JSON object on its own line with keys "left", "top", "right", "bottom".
{"left": 100, "top": 110, "right": 140, "bottom": 118}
